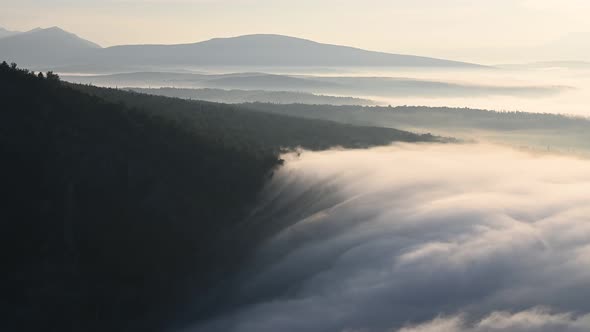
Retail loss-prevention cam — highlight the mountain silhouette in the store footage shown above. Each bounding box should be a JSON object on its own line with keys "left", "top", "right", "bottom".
{"left": 99, "top": 34, "right": 482, "bottom": 67}
{"left": 0, "top": 28, "right": 483, "bottom": 68}
{"left": 0, "top": 27, "right": 100, "bottom": 65}
{"left": 0, "top": 27, "right": 21, "bottom": 39}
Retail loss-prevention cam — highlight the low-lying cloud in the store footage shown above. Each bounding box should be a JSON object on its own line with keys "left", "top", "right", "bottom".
{"left": 189, "top": 144, "right": 590, "bottom": 332}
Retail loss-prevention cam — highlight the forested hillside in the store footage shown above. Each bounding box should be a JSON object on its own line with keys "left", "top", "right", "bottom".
{"left": 240, "top": 103, "right": 590, "bottom": 153}
{"left": 72, "top": 84, "right": 439, "bottom": 151}
{"left": 126, "top": 87, "right": 377, "bottom": 106}
{"left": 240, "top": 103, "right": 590, "bottom": 131}
{"left": 0, "top": 62, "right": 439, "bottom": 332}
{"left": 1, "top": 62, "right": 283, "bottom": 332}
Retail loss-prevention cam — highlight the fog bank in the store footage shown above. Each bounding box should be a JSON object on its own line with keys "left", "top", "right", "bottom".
{"left": 190, "top": 144, "right": 590, "bottom": 332}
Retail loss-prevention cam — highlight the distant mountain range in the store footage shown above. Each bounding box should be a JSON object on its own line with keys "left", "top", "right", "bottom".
{"left": 0, "top": 26, "right": 484, "bottom": 69}
{"left": 0, "top": 27, "right": 21, "bottom": 39}
{"left": 63, "top": 71, "right": 566, "bottom": 98}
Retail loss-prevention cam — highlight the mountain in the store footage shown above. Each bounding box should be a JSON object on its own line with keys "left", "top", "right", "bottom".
{"left": 0, "top": 27, "right": 100, "bottom": 66}
{"left": 99, "top": 34, "right": 482, "bottom": 68}
{"left": 0, "top": 27, "right": 21, "bottom": 39}
{"left": 0, "top": 27, "right": 483, "bottom": 69}
{"left": 2, "top": 62, "right": 440, "bottom": 331}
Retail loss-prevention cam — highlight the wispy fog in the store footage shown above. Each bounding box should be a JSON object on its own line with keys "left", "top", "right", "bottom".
{"left": 62, "top": 65, "right": 590, "bottom": 116}
{"left": 190, "top": 144, "right": 590, "bottom": 332}
{"left": 279, "top": 65, "right": 590, "bottom": 116}
{"left": 363, "top": 66, "right": 590, "bottom": 116}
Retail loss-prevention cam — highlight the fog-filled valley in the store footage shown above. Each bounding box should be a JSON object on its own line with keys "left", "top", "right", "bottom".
{"left": 191, "top": 144, "right": 590, "bottom": 332}
{"left": 61, "top": 67, "right": 581, "bottom": 114}
{"left": 2, "top": 15, "right": 590, "bottom": 332}
{"left": 60, "top": 64, "right": 590, "bottom": 155}
{"left": 58, "top": 65, "right": 590, "bottom": 157}
{"left": 56, "top": 62, "right": 590, "bottom": 158}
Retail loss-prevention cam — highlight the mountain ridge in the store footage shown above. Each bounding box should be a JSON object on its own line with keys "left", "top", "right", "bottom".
{"left": 0, "top": 27, "right": 101, "bottom": 66}
{"left": 99, "top": 33, "right": 484, "bottom": 68}
{"left": 0, "top": 27, "right": 21, "bottom": 39}
{"left": 0, "top": 27, "right": 484, "bottom": 69}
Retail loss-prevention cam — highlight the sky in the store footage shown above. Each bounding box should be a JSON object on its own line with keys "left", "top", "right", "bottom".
{"left": 1, "top": 0, "right": 589, "bottom": 64}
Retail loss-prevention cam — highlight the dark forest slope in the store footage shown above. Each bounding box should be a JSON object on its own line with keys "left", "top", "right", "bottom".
{"left": 126, "top": 87, "right": 377, "bottom": 105}
{"left": 0, "top": 63, "right": 280, "bottom": 332}
{"left": 0, "top": 63, "right": 440, "bottom": 332}
{"left": 72, "top": 84, "right": 439, "bottom": 151}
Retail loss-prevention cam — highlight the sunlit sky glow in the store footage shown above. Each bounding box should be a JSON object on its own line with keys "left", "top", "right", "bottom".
{"left": 2, "top": 0, "right": 590, "bottom": 64}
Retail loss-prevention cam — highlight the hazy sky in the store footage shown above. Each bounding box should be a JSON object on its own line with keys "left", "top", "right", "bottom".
{"left": 1, "top": 0, "right": 589, "bottom": 63}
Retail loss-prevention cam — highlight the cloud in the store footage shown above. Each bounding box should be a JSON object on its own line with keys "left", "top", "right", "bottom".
{"left": 399, "top": 307, "right": 590, "bottom": 332}
{"left": 187, "top": 143, "right": 590, "bottom": 332}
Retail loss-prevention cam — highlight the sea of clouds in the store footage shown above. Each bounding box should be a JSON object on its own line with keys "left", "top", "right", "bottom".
{"left": 190, "top": 143, "right": 590, "bottom": 332}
